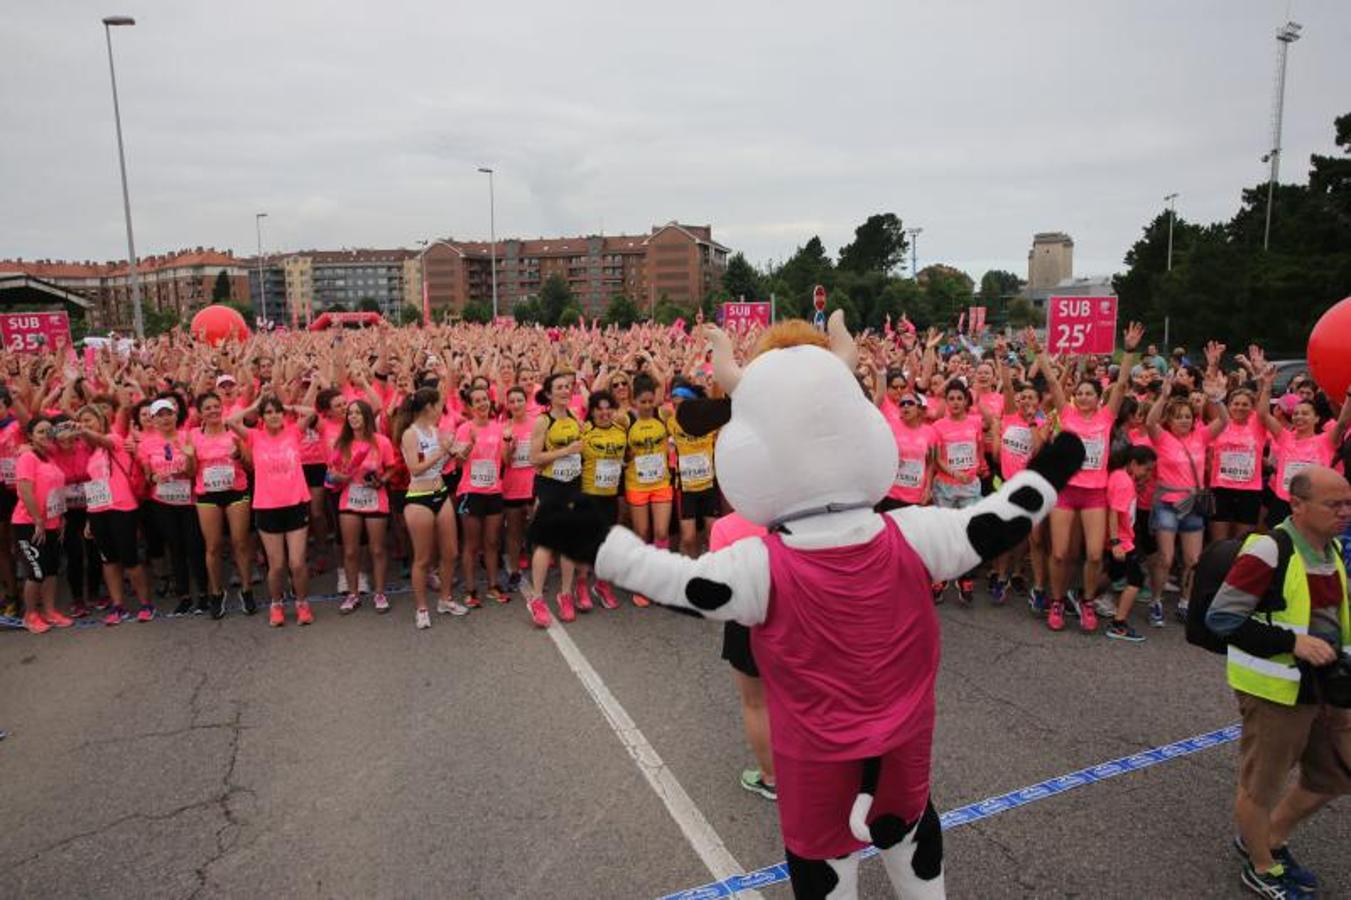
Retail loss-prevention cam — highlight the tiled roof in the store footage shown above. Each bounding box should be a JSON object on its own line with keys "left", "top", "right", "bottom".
{"left": 0, "top": 247, "right": 245, "bottom": 279}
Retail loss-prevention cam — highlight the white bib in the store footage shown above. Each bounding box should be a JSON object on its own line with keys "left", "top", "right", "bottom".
{"left": 551, "top": 453, "right": 581, "bottom": 482}
{"left": 64, "top": 483, "right": 86, "bottom": 509}
{"left": 593, "top": 458, "right": 622, "bottom": 490}
{"left": 469, "top": 458, "right": 498, "bottom": 489}
{"left": 1081, "top": 435, "right": 1105, "bottom": 471}
{"left": 44, "top": 490, "right": 66, "bottom": 519}
{"left": 895, "top": 457, "right": 925, "bottom": 489}
{"left": 84, "top": 479, "right": 113, "bottom": 511}
{"left": 0, "top": 457, "right": 15, "bottom": 485}
{"left": 945, "top": 441, "right": 976, "bottom": 472}
{"left": 346, "top": 484, "right": 380, "bottom": 511}
{"left": 1282, "top": 459, "right": 1314, "bottom": 494}
{"left": 202, "top": 464, "right": 236, "bottom": 493}
{"left": 1218, "top": 450, "right": 1256, "bottom": 484}
{"left": 634, "top": 452, "right": 666, "bottom": 485}
{"left": 155, "top": 479, "right": 192, "bottom": 505}
{"left": 511, "top": 440, "right": 532, "bottom": 468}
{"left": 678, "top": 452, "right": 712, "bottom": 484}
{"left": 1002, "top": 426, "right": 1033, "bottom": 459}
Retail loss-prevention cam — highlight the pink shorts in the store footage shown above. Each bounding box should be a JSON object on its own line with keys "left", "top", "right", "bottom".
{"left": 774, "top": 722, "right": 934, "bottom": 859}
{"left": 1056, "top": 484, "right": 1107, "bottom": 511}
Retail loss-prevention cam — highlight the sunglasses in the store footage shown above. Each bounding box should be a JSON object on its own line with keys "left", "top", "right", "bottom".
{"left": 899, "top": 398, "right": 919, "bottom": 407}
{"left": 612, "top": 380, "right": 629, "bottom": 387}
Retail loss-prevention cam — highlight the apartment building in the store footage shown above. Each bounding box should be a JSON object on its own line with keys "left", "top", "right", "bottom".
{"left": 248, "top": 248, "right": 419, "bottom": 324}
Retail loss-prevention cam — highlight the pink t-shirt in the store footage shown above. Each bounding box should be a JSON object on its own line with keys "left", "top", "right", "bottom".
{"left": 137, "top": 430, "right": 194, "bottom": 506}
{"left": 501, "top": 417, "right": 536, "bottom": 501}
{"left": 931, "top": 414, "right": 982, "bottom": 486}
{"left": 999, "top": 413, "right": 1040, "bottom": 480}
{"left": 13, "top": 450, "right": 66, "bottom": 529}
{"left": 1060, "top": 407, "right": 1113, "bottom": 489}
{"left": 50, "top": 443, "right": 92, "bottom": 511}
{"left": 975, "top": 390, "right": 1004, "bottom": 424}
{"left": 0, "top": 419, "right": 24, "bottom": 488}
{"left": 887, "top": 420, "right": 936, "bottom": 504}
{"left": 1127, "top": 428, "right": 1156, "bottom": 508}
{"left": 1106, "top": 469, "right": 1139, "bottom": 553}
{"left": 85, "top": 445, "right": 139, "bottom": 513}
{"left": 1153, "top": 428, "right": 1212, "bottom": 502}
{"left": 189, "top": 427, "right": 247, "bottom": 495}
{"left": 329, "top": 434, "right": 397, "bottom": 514}
{"left": 299, "top": 416, "right": 342, "bottom": 466}
{"left": 455, "top": 419, "right": 506, "bottom": 495}
{"left": 1271, "top": 429, "right": 1336, "bottom": 501}
{"left": 708, "top": 512, "right": 768, "bottom": 551}
{"left": 247, "top": 424, "right": 310, "bottom": 510}
{"left": 1210, "top": 417, "right": 1265, "bottom": 492}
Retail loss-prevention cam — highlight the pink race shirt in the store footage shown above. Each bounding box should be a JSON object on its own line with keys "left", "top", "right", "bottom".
{"left": 189, "top": 428, "right": 247, "bottom": 495}
{"left": 330, "top": 434, "right": 397, "bottom": 514}
{"left": 0, "top": 419, "right": 23, "bottom": 488}
{"left": 1271, "top": 429, "right": 1336, "bottom": 501}
{"left": 1105, "top": 469, "right": 1138, "bottom": 553}
{"left": 501, "top": 417, "right": 536, "bottom": 501}
{"left": 1209, "top": 417, "right": 1265, "bottom": 492}
{"left": 137, "top": 430, "right": 194, "bottom": 506}
{"left": 931, "top": 415, "right": 982, "bottom": 486}
{"left": 248, "top": 424, "right": 310, "bottom": 509}
{"left": 998, "top": 414, "right": 1039, "bottom": 480}
{"left": 85, "top": 445, "right": 139, "bottom": 513}
{"left": 1060, "top": 407, "right": 1113, "bottom": 489}
{"left": 1153, "top": 428, "right": 1212, "bottom": 502}
{"left": 887, "top": 421, "right": 936, "bottom": 504}
{"left": 299, "top": 417, "right": 343, "bottom": 466}
{"left": 13, "top": 450, "right": 66, "bottom": 529}
{"left": 50, "top": 443, "right": 92, "bottom": 512}
{"left": 455, "top": 419, "right": 506, "bottom": 495}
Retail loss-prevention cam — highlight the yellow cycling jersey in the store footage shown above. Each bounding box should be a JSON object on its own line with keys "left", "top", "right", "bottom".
{"left": 669, "top": 417, "right": 717, "bottom": 493}
{"left": 580, "top": 422, "right": 627, "bottom": 497}
{"left": 624, "top": 413, "right": 671, "bottom": 492}
{"left": 540, "top": 411, "right": 582, "bottom": 482}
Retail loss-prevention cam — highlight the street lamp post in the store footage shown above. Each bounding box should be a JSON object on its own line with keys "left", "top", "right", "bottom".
{"left": 102, "top": 15, "right": 144, "bottom": 338}
{"left": 1263, "top": 21, "right": 1302, "bottom": 251}
{"left": 905, "top": 227, "right": 923, "bottom": 278}
{"left": 1164, "top": 193, "right": 1179, "bottom": 271}
{"left": 477, "top": 167, "right": 498, "bottom": 319}
{"left": 255, "top": 212, "right": 269, "bottom": 325}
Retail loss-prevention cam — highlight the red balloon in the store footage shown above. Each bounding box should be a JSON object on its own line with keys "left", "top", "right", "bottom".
{"left": 190, "top": 305, "right": 250, "bottom": 346}
{"left": 1307, "top": 296, "right": 1351, "bottom": 401}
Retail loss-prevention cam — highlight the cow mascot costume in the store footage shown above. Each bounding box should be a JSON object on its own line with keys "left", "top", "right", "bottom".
{"left": 531, "top": 313, "right": 1084, "bottom": 899}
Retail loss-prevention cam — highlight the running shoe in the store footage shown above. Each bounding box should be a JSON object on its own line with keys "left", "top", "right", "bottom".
{"left": 240, "top": 590, "right": 258, "bottom": 616}
{"left": 463, "top": 592, "right": 482, "bottom": 609}
{"left": 575, "top": 579, "right": 594, "bottom": 613}
{"left": 339, "top": 594, "right": 361, "bottom": 614}
{"left": 956, "top": 579, "right": 975, "bottom": 606}
{"left": 415, "top": 608, "right": 431, "bottom": 630}
{"left": 103, "top": 606, "right": 127, "bottom": 627}
{"left": 1176, "top": 601, "right": 1190, "bottom": 624}
{"left": 527, "top": 597, "right": 552, "bottom": 628}
{"left": 988, "top": 577, "right": 1007, "bottom": 606}
{"left": 1079, "top": 600, "right": 1099, "bottom": 632}
{"left": 632, "top": 593, "right": 651, "bottom": 608}
{"left": 296, "top": 601, "right": 314, "bottom": 626}
{"left": 358, "top": 572, "right": 371, "bottom": 595}
{"left": 739, "top": 769, "right": 777, "bottom": 801}
{"left": 1233, "top": 836, "right": 1317, "bottom": 894}
{"left": 137, "top": 605, "right": 156, "bottom": 623}
{"left": 1064, "top": 590, "right": 1081, "bottom": 619}
{"left": 194, "top": 596, "right": 211, "bottom": 616}
{"left": 1105, "top": 621, "right": 1145, "bottom": 643}
{"left": 595, "top": 581, "right": 619, "bottom": 610}
{"left": 506, "top": 571, "right": 522, "bottom": 593}
{"left": 1029, "top": 588, "right": 1048, "bottom": 616}
{"left": 1009, "top": 574, "right": 1028, "bottom": 596}
{"left": 436, "top": 598, "right": 468, "bottom": 616}
{"left": 373, "top": 592, "right": 390, "bottom": 613}
{"left": 93, "top": 595, "right": 113, "bottom": 610}
{"left": 335, "top": 569, "right": 349, "bottom": 594}
{"left": 1148, "top": 600, "right": 1165, "bottom": 628}
{"left": 557, "top": 593, "right": 577, "bottom": 623}
{"left": 209, "top": 592, "right": 227, "bottom": 620}
{"left": 485, "top": 587, "right": 509, "bottom": 605}
{"left": 931, "top": 582, "right": 947, "bottom": 605}
{"left": 1165, "top": 577, "right": 1181, "bottom": 594}
{"left": 1047, "top": 600, "right": 1065, "bottom": 632}
{"left": 269, "top": 602, "right": 285, "bottom": 627}
{"left": 44, "top": 610, "right": 74, "bottom": 628}
{"left": 1093, "top": 596, "right": 1117, "bottom": 618}
{"left": 23, "top": 611, "right": 50, "bottom": 634}
{"left": 1240, "top": 861, "right": 1307, "bottom": 899}
{"left": 70, "top": 601, "right": 88, "bottom": 619}
{"left": 171, "top": 598, "right": 193, "bottom": 617}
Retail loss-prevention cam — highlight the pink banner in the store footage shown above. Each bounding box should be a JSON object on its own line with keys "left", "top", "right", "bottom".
{"left": 1047, "top": 296, "right": 1117, "bottom": 355}
{"left": 1, "top": 311, "right": 71, "bottom": 354}
{"left": 721, "top": 301, "right": 771, "bottom": 330}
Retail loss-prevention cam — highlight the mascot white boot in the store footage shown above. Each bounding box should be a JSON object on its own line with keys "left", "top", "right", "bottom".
{"left": 531, "top": 313, "right": 1084, "bottom": 900}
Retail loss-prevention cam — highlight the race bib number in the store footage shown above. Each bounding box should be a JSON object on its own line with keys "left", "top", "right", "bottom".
{"left": 511, "top": 440, "right": 532, "bottom": 468}
{"left": 1082, "top": 435, "right": 1105, "bottom": 471}
{"left": 470, "top": 458, "right": 498, "bottom": 489}
{"left": 302, "top": 428, "right": 320, "bottom": 445}
{"left": 634, "top": 452, "right": 665, "bottom": 485}
{"left": 678, "top": 453, "right": 712, "bottom": 484}
{"left": 551, "top": 453, "right": 581, "bottom": 482}
{"left": 44, "top": 490, "right": 66, "bottom": 519}
{"left": 1002, "top": 426, "right": 1034, "bottom": 459}
{"left": 0, "top": 457, "right": 15, "bottom": 485}
{"left": 1282, "top": 459, "right": 1314, "bottom": 494}
{"left": 593, "top": 458, "right": 622, "bottom": 490}
{"left": 1218, "top": 450, "right": 1256, "bottom": 484}
{"left": 945, "top": 441, "right": 977, "bottom": 472}
{"left": 64, "top": 483, "right": 86, "bottom": 509}
{"left": 346, "top": 484, "right": 379, "bottom": 512}
{"left": 155, "top": 479, "right": 192, "bottom": 505}
{"left": 202, "top": 465, "right": 236, "bottom": 493}
{"left": 84, "top": 479, "right": 113, "bottom": 510}
{"left": 895, "top": 457, "right": 925, "bottom": 489}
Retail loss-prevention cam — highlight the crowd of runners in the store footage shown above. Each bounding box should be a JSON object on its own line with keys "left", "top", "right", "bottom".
{"left": 1, "top": 313, "right": 1345, "bottom": 646}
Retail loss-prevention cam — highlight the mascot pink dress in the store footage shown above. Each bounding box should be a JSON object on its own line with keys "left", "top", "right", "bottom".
{"left": 532, "top": 313, "right": 1084, "bottom": 900}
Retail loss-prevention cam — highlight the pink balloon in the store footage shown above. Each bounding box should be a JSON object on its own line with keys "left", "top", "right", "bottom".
{"left": 190, "top": 305, "right": 250, "bottom": 346}
{"left": 1307, "top": 296, "right": 1351, "bottom": 400}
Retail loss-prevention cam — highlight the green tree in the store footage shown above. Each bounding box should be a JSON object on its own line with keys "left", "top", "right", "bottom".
{"left": 916, "top": 265, "right": 975, "bottom": 328}
{"left": 603, "top": 293, "right": 641, "bottom": 328}
{"left": 722, "top": 252, "right": 764, "bottom": 300}
{"left": 539, "top": 275, "right": 574, "bottom": 326}
{"left": 394, "top": 304, "right": 423, "bottom": 326}
{"left": 461, "top": 299, "right": 493, "bottom": 324}
{"left": 653, "top": 295, "right": 688, "bottom": 326}
{"left": 143, "top": 306, "right": 178, "bottom": 337}
{"left": 978, "top": 270, "right": 1023, "bottom": 307}
{"left": 327, "top": 301, "right": 349, "bottom": 313}
{"left": 838, "top": 213, "right": 908, "bottom": 275}
{"left": 775, "top": 236, "right": 834, "bottom": 318}
{"left": 1005, "top": 296, "right": 1045, "bottom": 328}
{"left": 357, "top": 297, "right": 381, "bottom": 313}
{"left": 212, "top": 270, "right": 233, "bottom": 302}
{"left": 512, "top": 298, "right": 542, "bottom": 325}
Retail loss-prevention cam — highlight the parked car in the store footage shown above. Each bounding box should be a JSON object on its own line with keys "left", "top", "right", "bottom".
{"left": 1270, "top": 359, "right": 1309, "bottom": 395}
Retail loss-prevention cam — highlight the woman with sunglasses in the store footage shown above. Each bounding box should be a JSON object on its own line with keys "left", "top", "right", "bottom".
{"left": 452, "top": 385, "right": 510, "bottom": 609}
{"left": 331, "top": 399, "right": 396, "bottom": 615}
{"left": 13, "top": 416, "right": 72, "bottom": 633}
{"left": 878, "top": 384, "right": 936, "bottom": 514}
{"left": 137, "top": 396, "right": 209, "bottom": 618}
{"left": 229, "top": 393, "right": 318, "bottom": 628}
{"left": 190, "top": 391, "right": 255, "bottom": 618}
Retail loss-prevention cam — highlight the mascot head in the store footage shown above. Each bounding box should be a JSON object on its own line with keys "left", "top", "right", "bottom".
{"left": 682, "top": 312, "right": 896, "bottom": 527}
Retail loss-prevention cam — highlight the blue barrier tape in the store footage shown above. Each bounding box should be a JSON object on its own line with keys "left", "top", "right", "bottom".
{"left": 657, "top": 723, "right": 1241, "bottom": 899}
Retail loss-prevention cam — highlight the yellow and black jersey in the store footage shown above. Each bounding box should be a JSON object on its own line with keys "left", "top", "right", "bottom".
{"left": 539, "top": 411, "right": 582, "bottom": 482}
{"left": 669, "top": 416, "right": 717, "bottom": 493}
{"left": 624, "top": 413, "right": 671, "bottom": 492}
{"left": 580, "top": 422, "right": 627, "bottom": 497}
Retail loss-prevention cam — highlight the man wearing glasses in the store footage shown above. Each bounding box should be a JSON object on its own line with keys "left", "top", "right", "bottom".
{"left": 1206, "top": 465, "right": 1351, "bottom": 898}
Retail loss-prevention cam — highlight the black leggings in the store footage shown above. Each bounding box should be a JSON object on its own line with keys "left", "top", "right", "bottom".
{"left": 150, "top": 503, "right": 209, "bottom": 599}
{"left": 62, "top": 508, "right": 104, "bottom": 602}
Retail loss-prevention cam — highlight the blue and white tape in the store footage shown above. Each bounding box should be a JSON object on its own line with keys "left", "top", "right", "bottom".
{"left": 657, "top": 724, "right": 1241, "bottom": 899}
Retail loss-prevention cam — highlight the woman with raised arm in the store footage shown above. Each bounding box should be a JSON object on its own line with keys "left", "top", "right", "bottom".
{"left": 1256, "top": 363, "right": 1351, "bottom": 527}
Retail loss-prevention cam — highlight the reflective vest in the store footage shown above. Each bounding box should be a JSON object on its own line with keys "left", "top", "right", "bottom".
{"left": 1227, "top": 530, "right": 1351, "bottom": 706}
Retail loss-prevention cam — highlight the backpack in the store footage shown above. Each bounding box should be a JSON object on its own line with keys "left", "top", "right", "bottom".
{"left": 1185, "top": 528, "right": 1294, "bottom": 654}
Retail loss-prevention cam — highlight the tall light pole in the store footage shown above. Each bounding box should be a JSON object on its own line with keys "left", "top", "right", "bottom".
{"left": 905, "top": 227, "right": 923, "bottom": 278}
{"left": 1263, "top": 20, "right": 1302, "bottom": 251}
{"left": 1163, "top": 192, "right": 1179, "bottom": 271}
{"left": 102, "top": 16, "right": 144, "bottom": 338}
{"left": 255, "top": 212, "right": 269, "bottom": 325}
{"left": 476, "top": 167, "right": 498, "bottom": 319}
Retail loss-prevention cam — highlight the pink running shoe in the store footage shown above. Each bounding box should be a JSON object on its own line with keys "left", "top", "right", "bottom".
{"left": 1079, "top": 600, "right": 1099, "bottom": 632}
{"left": 137, "top": 605, "right": 156, "bottom": 623}
{"left": 594, "top": 581, "right": 619, "bottom": 610}
{"left": 575, "top": 578, "right": 594, "bottom": 613}
{"left": 339, "top": 594, "right": 361, "bottom": 614}
{"left": 44, "top": 611, "right": 75, "bottom": 629}
{"left": 527, "top": 597, "right": 552, "bottom": 628}
{"left": 372, "top": 593, "right": 390, "bottom": 613}
{"left": 557, "top": 593, "right": 577, "bottom": 623}
{"left": 1047, "top": 600, "right": 1066, "bottom": 632}
{"left": 23, "top": 611, "right": 50, "bottom": 634}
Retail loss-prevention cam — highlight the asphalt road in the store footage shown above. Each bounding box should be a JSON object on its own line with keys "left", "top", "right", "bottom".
{"left": 2, "top": 572, "right": 1348, "bottom": 899}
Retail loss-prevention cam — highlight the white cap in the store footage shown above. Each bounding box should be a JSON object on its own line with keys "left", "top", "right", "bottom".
{"left": 216, "top": 374, "right": 237, "bottom": 386}
{"left": 148, "top": 399, "right": 177, "bottom": 416}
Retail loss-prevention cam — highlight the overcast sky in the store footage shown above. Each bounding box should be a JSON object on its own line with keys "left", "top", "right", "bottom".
{"left": 3, "top": 1, "right": 1348, "bottom": 282}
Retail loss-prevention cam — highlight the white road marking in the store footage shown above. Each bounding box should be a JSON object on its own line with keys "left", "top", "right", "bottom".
{"left": 546, "top": 622, "right": 764, "bottom": 899}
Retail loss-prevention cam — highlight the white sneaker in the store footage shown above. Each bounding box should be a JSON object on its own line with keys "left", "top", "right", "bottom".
{"left": 437, "top": 598, "right": 469, "bottom": 616}
{"left": 1093, "top": 596, "right": 1117, "bottom": 618}
{"left": 358, "top": 572, "right": 371, "bottom": 595}
{"left": 336, "top": 569, "right": 349, "bottom": 594}
{"left": 415, "top": 608, "right": 431, "bottom": 630}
